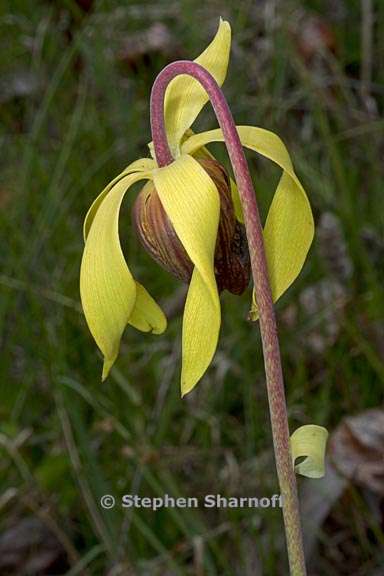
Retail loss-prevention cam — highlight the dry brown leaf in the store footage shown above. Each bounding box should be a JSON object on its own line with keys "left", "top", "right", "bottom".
{"left": 329, "top": 408, "right": 384, "bottom": 495}
{"left": 0, "top": 517, "right": 69, "bottom": 574}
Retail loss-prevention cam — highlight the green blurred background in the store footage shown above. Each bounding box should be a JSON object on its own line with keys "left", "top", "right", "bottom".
{"left": 1, "top": 1, "right": 383, "bottom": 574}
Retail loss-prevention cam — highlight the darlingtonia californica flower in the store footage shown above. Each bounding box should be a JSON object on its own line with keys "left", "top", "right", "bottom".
{"left": 80, "top": 19, "right": 314, "bottom": 396}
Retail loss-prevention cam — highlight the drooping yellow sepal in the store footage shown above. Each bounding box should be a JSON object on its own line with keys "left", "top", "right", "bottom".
{"left": 182, "top": 126, "right": 314, "bottom": 318}
{"left": 163, "top": 18, "right": 231, "bottom": 157}
{"left": 83, "top": 158, "right": 156, "bottom": 240}
{"left": 152, "top": 154, "right": 221, "bottom": 395}
{"left": 80, "top": 171, "right": 166, "bottom": 381}
{"left": 128, "top": 282, "right": 167, "bottom": 334}
{"left": 290, "top": 424, "right": 328, "bottom": 478}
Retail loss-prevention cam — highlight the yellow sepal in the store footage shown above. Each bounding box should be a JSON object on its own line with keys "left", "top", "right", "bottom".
{"left": 182, "top": 126, "right": 314, "bottom": 318}
{"left": 80, "top": 171, "right": 166, "bottom": 380}
{"left": 83, "top": 158, "right": 155, "bottom": 241}
{"left": 152, "top": 154, "right": 221, "bottom": 395}
{"left": 164, "top": 18, "right": 231, "bottom": 157}
{"left": 128, "top": 282, "right": 167, "bottom": 334}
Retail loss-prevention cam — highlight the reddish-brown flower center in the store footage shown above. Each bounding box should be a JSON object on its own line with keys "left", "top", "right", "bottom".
{"left": 132, "top": 158, "right": 250, "bottom": 295}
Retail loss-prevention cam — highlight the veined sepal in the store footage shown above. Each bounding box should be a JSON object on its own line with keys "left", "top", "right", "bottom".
{"left": 182, "top": 125, "right": 314, "bottom": 319}
{"left": 80, "top": 168, "right": 166, "bottom": 381}
{"left": 152, "top": 154, "right": 222, "bottom": 395}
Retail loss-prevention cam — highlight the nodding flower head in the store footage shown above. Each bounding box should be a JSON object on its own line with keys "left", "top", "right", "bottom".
{"left": 80, "top": 19, "right": 314, "bottom": 396}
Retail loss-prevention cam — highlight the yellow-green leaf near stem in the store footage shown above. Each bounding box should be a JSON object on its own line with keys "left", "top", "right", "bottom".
{"left": 290, "top": 424, "right": 328, "bottom": 478}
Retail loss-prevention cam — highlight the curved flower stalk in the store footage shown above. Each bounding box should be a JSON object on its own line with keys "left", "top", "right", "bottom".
{"left": 80, "top": 19, "right": 328, "bottom": 575}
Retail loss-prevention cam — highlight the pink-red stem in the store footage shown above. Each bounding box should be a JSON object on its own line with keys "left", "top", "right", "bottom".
{"left": 150, "top": 60, "right": 306, "bottom": 575}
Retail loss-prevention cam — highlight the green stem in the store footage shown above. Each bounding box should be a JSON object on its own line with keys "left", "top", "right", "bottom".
{"left": 150, "top": 60, "right": 306, "bottom": 575}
